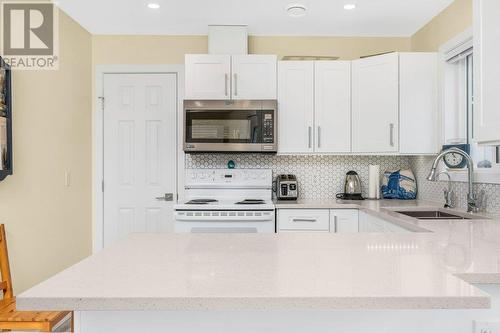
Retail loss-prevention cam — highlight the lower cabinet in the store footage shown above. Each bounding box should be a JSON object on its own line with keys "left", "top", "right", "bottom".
{"left": 358, "top": 211, "right": 411, "bottom": 233}
{"left": 277, "top": 209, "right": 358, "bottom": 233}
{"left": 277, "top": 209, "right": 412, "bottom": 233}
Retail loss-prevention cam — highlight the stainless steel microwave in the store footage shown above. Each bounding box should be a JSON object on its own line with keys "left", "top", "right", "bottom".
{"left": 183, "top": 100, "right": 277, "bottom": 153}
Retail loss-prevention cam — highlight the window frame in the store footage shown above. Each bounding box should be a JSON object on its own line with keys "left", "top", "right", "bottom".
{"left": 438, "top": 28, "right": 500, "bottom": 184}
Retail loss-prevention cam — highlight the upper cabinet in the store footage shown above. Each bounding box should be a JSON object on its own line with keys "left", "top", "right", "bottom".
{"left": 278, "top": 61, "right": 351, "bottom": 154}
{"left": 352, "top": 52, "right": 438, "bottom": 154}
{"left": 474, "top": 0, "right": 500, "bottom": 144}
{"left": 352, "top": 53, "right": 399, "bottom": 153}
{"left": 278, "top": 61, "right": 315, "bottom": 154}
{"left": 185, "top": 55, "right": 231, "bottom": 100}
{"left": 185, "top": 54, "right": 277, "bottom": 100}
{"left": 399, "top": 53, "right": 439, "bottom": 155}
{"left": 231, "top": 55, "right": 277, "bottom": 100}
{"left": 314, "top": 61, "right": 351, "bottom": 153}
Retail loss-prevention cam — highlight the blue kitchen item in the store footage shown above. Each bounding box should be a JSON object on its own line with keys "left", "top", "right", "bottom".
{"left": 381, "top": 169, "right": 417, "bottom": 200}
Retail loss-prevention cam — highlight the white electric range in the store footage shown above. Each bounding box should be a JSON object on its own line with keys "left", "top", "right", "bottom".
{"left": 174, "top": 169, "right": 275, "bottom": 233}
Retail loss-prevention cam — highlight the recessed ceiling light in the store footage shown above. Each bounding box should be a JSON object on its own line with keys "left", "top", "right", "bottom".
{"left": 286, "top": 3, "right": 307, "bottom": 18}
{"left": 147, "top": 3, "right": 160, "bottom": 9}
{"left": 344, "top": 4, "right": 356, "bottom": 10}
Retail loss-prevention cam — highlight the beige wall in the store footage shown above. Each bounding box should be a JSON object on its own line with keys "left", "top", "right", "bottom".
{"left": 93, "top": 35, "right": 411, "bottom": 64}
{"left": 0, "top": 11, "right": 92, "bottom": 293}
{"left": 411, "top": 0, "right": 473, "bottom": 51}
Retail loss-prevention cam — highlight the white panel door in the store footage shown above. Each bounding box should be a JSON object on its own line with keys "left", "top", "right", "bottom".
{"left": 231, "top": 55, "right": 277, "bottom": 100}
{"left": 399, "top": 53, "right": 439, "bottom": 154}
{"left": 352, "top": 53, "right": 399, "bottom": 153}
{"left": 315, "top": 61, "right": 352, "bottom": 153}
{"left": 103, "top": 74, "right": 177, "bottom": 247}
{"left": 278, "top": 61, "right": 315, "bottom": 154}
{"left": 185, "top": 54, "right": 231, "bottom": 100}
{"left": 474, "top": 0, "right": 500, "bottom": 144}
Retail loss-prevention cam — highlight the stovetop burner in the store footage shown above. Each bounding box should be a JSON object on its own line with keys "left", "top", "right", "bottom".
{"left": 185, "top": 199, "right": 218, "bottom": 205}
{"left": 235, "top": 199, "right": 266, "bottom": 205}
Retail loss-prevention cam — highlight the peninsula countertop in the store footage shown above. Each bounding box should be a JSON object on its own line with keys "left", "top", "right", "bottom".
{"left": 17, "top": 200, "right": 500, "bottom": 311}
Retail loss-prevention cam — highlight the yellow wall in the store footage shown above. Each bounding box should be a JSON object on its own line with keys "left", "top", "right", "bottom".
{"left": 0, "top": 11, "right": 92, "bottom": 293}
{"left": 93, "top": 35, "right": 411, "bottom": 64}
{"left": 411, "top": 0, "right": 473, "bottom": 51}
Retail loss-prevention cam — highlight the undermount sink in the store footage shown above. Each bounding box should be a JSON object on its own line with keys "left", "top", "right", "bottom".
{"left": 394, "top": 210, "right": 479, "bottom": 220}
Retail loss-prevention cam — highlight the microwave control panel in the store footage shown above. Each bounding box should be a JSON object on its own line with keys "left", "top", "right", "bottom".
{"left": 262, "top": 112, "right": 274, "bottom": 143}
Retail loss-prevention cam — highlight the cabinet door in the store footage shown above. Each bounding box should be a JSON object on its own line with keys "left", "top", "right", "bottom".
{"left": 278, "top": 61, "right": 315, "bottom": 154}
{"left": 331, "top": 209, "right": 358, "bottom": 233}
{"left": 399, "top": 53, "right": 439, "bottom": 154}
{"left": 185, "top": 55, "right": 231, "bottom": 100}
{"left": 315, "top": 61, "right": 352, "bottom": 153}
{"left": 352, "top": 53, "right": 399, "bottom": 153}
{"left": 231, "top": 55, "right": 277, "bottom": 100}
{"left": 277, "top": 209, "right": 330, "bottom": 232}
{"left": 474, "top": 0, "right": 500, "bottom": 144}
{"left": 358, "top": 211, "right": 386, "bottom": 232}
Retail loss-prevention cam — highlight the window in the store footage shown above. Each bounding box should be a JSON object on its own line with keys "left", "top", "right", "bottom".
{"left": 442, "top": 31, "right": 499, "bottom": 170}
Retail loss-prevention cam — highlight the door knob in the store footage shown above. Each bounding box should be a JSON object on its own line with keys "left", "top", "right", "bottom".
{"left": 156, "top": 193, "right": 174, "bottom": 201}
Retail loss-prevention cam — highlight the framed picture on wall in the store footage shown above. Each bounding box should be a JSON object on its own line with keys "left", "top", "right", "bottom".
{"left": 0, "top": 57, "right": 12, "bottom": 180}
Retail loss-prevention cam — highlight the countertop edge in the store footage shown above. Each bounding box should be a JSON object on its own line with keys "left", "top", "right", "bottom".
{"left": 16, "top": 295, "right": 491, "bottom": 311}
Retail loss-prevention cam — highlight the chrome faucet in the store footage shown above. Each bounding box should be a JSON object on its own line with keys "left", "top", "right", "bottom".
{"left": 427, "top": 148, "right": 478, "bottom": 213}
{"left": 437, "top": 171, "right": 454, "bottom": 208}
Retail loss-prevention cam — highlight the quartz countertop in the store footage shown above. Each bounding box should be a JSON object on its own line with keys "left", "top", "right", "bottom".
{"left": 17, "top": 199, "right": 500, "bottom": 311}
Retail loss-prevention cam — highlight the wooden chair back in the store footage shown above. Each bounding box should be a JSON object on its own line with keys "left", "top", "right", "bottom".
{"left": 0, "top": 225, "right": 13, "bottom": 300}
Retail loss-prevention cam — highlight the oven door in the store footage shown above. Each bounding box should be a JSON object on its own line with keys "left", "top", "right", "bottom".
{"left": 183, "top": 100, "right": 277, "bottom": 153}
{"left": 174, "top": 210, "right": 276, "bottom": 233}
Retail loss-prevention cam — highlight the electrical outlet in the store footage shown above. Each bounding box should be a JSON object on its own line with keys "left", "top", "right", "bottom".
{"left": 474, "top": 321, "right": 500, "bottom": 333}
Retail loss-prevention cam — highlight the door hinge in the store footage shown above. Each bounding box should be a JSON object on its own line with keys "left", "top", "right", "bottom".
{"left": 101, "top": 180, "right": 104, "bottom": 192}
{"left": 98, "top": 96, "right": 105, "bottom": 110}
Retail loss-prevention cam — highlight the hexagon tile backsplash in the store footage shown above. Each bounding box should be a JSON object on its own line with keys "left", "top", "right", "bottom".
{"left": 186, "top": 154, "right": 411, "bottom": 199}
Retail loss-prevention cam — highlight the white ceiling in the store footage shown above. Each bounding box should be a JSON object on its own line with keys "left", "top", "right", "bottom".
{"left": 56, "top": 0, "right": 455, "bottom": 37}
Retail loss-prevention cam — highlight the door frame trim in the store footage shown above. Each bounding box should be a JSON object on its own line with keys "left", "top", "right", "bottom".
{"left": 94, "top": 65, "right": 185, "bottom": 253}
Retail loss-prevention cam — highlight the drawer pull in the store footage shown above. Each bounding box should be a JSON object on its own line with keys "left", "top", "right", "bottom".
{"left": 292, "top": 218, "right": 317, "bottom": 223}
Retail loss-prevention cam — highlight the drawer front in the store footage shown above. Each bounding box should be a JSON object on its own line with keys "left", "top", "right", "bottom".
{"left": 278, "top": 209, "right": 330, "bottom": 231}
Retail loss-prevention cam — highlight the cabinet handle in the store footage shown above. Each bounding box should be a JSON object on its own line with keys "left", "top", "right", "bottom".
{"left": 292, "top": 218, "right": 317, "bottom": 223}
{"left": 308, "top": 126, "right": 312, "bottom": 149}
{"left": 225, "top": 74, "right": 229, "bottom": 96}
{"left": 333, "top": 216, "right": 338, "bottom": 233}
{"left": 389, "top": 123, "right": 395, "bottom": 147}
{"left": 317, "top": 126, "right": 321, "bottom": 149}
{"left": 234, "top": 73, "right": 238, "bottom": 96}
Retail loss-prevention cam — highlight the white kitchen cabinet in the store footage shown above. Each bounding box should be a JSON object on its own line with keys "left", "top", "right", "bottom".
{"left": 474, "top": 0, "right": 500, "bottom": 144}
{"left": 185, "top": 54, "right": 231, "bottom": 100}
{"left": 278, "top": 61, "right": 315, "bottom": 154}
{"left": 358, "top": 211, "right": 411, "bottom": 233}
{"left": 399, "top": 53, "right": 439, "bottom": 154}
{"left": 278, "top": 61, "right": 351, "bottom": 154}
{"left": 315, "top": 61, "right": 352, "bottom": 153}
{"left": 277, "top": 209, "right": 330, "bottom": 232}
{"left": 185, "top": 54, "right": 277, "bottom": 100}
{"left": 352, "top": 53, "right": 399, "bottom": 153}
{"left": 231, "top": 55, "right": 277, "bottom": 100}
{"left": 330, "top": 209, "right": 359, "bottom": 233}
